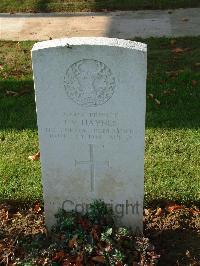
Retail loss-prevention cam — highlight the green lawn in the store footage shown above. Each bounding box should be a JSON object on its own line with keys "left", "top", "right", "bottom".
{"left": 0, "top": 0, "right": 200, "bottom": 13}
{"left": 0, "top": 37, "right": 199, "bottom": 207}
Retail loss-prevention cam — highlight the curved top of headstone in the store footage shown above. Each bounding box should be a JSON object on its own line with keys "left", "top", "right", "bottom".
{"left": 32, "top": 37, "right": 147, "bottom": 53}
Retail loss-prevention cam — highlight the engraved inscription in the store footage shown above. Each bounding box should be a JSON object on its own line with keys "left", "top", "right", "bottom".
{"left": 64, "top": 59, "right": 116, "bottom": 107}
{"left": 75, "top": 144, "right": 109, "bottom": 192}
{"left": 41, "top": 112, "right": 135, "bottom": 143}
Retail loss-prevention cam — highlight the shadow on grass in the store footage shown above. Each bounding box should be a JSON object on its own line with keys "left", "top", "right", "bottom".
{"left": 0, "top": 79, "right": 37, "bottom": 130}
{"left": 85, "top": 0, "right": 200, "bottom": 11}
{"left": 0, "top": 75, "right": 199, "bottom": 130}
{"left": 0, "top": 0, "right": 200, "bottom": 13}
{"left": 35, "top": 0, "right": 50, "bottom": 12}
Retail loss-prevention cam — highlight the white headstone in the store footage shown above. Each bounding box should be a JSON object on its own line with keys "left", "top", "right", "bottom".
{"left": 32, "top": 37, "right": 147, "bottom": 232}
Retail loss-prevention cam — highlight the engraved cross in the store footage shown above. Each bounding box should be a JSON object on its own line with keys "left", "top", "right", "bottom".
{"left": 75, "top": 144, "right": 109, "bottom": 192}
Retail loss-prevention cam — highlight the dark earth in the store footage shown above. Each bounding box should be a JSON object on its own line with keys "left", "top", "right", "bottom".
{"left": 0, "top": 201, "right": 199, "bottom": 265}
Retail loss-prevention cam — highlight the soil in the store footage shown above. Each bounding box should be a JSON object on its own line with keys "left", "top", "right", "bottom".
{"left": 0, "top": 202, "right": 199, "bottom": 265}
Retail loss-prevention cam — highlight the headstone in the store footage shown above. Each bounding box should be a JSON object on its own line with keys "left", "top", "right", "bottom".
{"left": 32, "top": 37, "right": 147, "bottom": 232}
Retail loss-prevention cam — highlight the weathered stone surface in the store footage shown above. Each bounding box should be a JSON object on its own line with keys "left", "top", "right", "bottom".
{"left": 32, "top": 37, "right": 147, "bottom": 232}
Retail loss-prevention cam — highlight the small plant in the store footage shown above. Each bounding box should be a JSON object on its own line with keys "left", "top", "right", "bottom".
{"left": 116, "top": 227, "right": 130, "bottom": 238}
{"left": 53, "top": 208, "right": 76, "bottom": 232}
{"left": 1, "top": 200, "right": 159, "bottom": 265}
{"left": 113, "top": 248, "right": 125, "bottom": 263}
{"left": 101, "top": 227, "right": 113, "bottom": 242}
{"left": 86, "top": 199, "right": 114, "bottom": 225}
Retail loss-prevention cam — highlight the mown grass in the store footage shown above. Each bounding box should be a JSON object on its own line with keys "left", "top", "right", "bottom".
{"left": 0, "top": 37, "right": 199, "bottom": 206}
{"left": 0, "top": 0, "right": 199, "bottom": 13}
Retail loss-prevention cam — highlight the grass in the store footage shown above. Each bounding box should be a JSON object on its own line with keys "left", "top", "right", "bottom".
{"left": 0, "top": 0, "right": 200, "bottom": 13}
{"left": 0, "top": 37, "right": 200, "bottom": 207}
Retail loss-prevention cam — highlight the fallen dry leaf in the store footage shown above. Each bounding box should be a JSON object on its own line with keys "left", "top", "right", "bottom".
{"left": 172, "top": 48, "right": 185, "bottom": 53}
{"left": 92, "top": 255, "right": 105, "bottom": 264}
{"left": 105, "top": 243, "right": 112, "bottom": 252}
{"left": 28, "top": 151, "right": 40, "bottom": 161}
{"left": 0, "top": 209, "right": 9, "bottom": 225}
{"left": 186, "top": 250, "right": 191, "bottom": 258}
{"left": 144, "top": 209, "right": 150, "bottom": 216}
{"left": 5, "top": 90, "right": 19, "bottom": 97}
{"left": 68, "top": 235, "right": 78, "bottom": 248}
{"left": 190, "top": 208, "right": 200, "bottom": 216}
{"left": 52, "top": 250, "right": 66, "bottom": 262}
{"left": 33, "top": 202, "right": 42, "bottom": 214}
{"left": 78, "top": 217, "right": 90, "bottom": 231}
{"left": 35, "top": 258, "right": 49, "bottom": 265}
{"left": 16, "top": 42, "right": 21, "bottom": 49}
{"left": 166, "top": 203, "right": 184, "bottom": 213}
{"left": 76, "top": 252, "right": 84, "bottom": 265}
{"left": 155, "top": 99, "right": 161, "bottom": 106}
{"left": 166, "top": 70, "right": 184, "bottom": 77}
{"left": 148, "top": 93, "right": 154, "bottom": 99}
{"left": 163, "top": 88, "right": 176, "bottom": 95}
{"left": 155, "top": 208, "right": 163, "bottom": 216}
{"left": 91, "top": 227, "right": 99, "bottom": 241}
{"left": 62, "top": 259, "right": 72, "bottom": 266}
{"left": 192, "top": 80, "right": 197, "bottom": 86}
{"left": 12, "top": 211, "right": 23, "bottom": 219}
{"left": 61, "top": 254, "right": 79, "bottom": 265}
{"left": 5, "top": 88, "right": 31, "bottom": 97}
{"left": 115, "top": 262, "right": 123, "bottom": 266}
